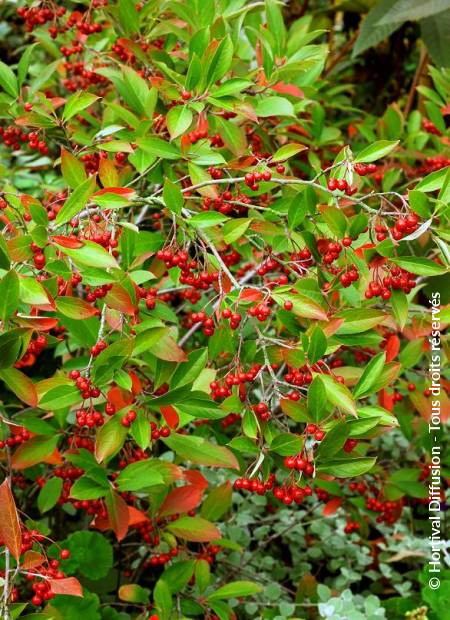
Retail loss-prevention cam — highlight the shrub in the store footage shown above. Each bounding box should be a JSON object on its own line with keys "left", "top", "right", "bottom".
{"left": 0, "top": 1, "right": 448, "bottom": 619}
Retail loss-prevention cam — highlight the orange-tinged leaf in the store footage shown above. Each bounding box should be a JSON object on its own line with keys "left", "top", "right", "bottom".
{"left": 52, "top": 235, "right": 84, "bottom": 249}
{"left": 49, "top": 577, "right": 83, "bottom": 597}
{"left": 15, "top": 316, "right": 59, "bottom": 331}
{"left": 99, "top": 159, "right": 119, "bottom": 187}
{"left": 0, "top": 479, "right": 22, "bottom": 561}
{"left": 322, "top": 497, "right": 342, "bottom": 516}
{"left": 159, "top": 485, "right": 204, "bottom": 517}
{"left": 0, "top": 368, "right": 38, "bottom": 407}
{"left": 166, "top": 516, "right": 220, "bottom": 542}
{"left": 22, "top": 550, "right": 45, "bottom": 569}
{"left": 105, "top": 283, "right": 136, "bottom": 315}
{"left": 11, "top": 436, "right": 61, "bottom": 469}
{"left": 118, "top": 583, "right": 149, "bottom": 604}
{"left": 128, "top": 506, "right": 150, "bottom": 526}
{"left": 56, "top": 296, "right": 99, "bottom": 320}
{"left": 105, "top": 491, "right": 129, "bottom": 541}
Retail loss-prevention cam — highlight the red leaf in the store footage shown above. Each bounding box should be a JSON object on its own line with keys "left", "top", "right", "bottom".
{"left": 159, "top": 485, "right": 204, "bottom": 517}
{"left": 105, "top": 491, "right": 129, "bottom": 541}
{"left": 322, "top": 497, "right": 342, "bottom": 516}
{"left": 184, "top": 470, "right": 209, "bottom": 489}
{"left": 93, "top": 187, "right": 135, "bottom": 197}
{"left": 0, "top": 479, "right": 22, "bottom": 561}
{"left": 49, "top": 577, "right": 83, "bottom": 597}
{"left": 129, "top": 371, "right": 142, "bottom": 395}
{"left": 378, "top": 389, "right": 394, "bottom": 411}
{"left": 239, "top": 289, "right": 263, "bottom": 303}
{"left": 385, "top": 335, "right": 400, "bottom": 362}
{"left": 52, "top": 235, "right": 85, "bottom": 249}
{"left": 273, "top": 82, "right": 304, "bottom": 98}
{"left": 107, "top": 386, "right": 134, "bottom": 411}
{"left": 160, "top": 405, "right": 179, "bottom": 429}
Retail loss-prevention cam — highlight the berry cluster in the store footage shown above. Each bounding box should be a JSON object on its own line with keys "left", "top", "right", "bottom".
{"left": 326, "top": 178, "right": 357, "bottom": 195}
{"left": 365, "top": 497, "right": 403, "bottom": 525}
{"left": 365, "top": 266, "right": 416, "bottom": 299}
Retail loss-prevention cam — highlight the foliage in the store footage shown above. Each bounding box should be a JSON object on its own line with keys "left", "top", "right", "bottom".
{"left": 0, "top": 1, "right": 449, "bottom": 620}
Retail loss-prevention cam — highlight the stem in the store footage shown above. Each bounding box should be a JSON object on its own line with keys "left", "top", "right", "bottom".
{"left": 403, "top": 45, "right": 428, "bottom": 118}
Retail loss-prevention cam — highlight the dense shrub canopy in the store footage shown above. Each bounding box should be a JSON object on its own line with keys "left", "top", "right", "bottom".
{"left": 0, "top": 1, "right": 449, "bottom": 620}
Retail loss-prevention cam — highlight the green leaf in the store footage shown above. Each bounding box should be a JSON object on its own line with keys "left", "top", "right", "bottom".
{"left": 0, "top": 60, "right": 18, "bottom": 98}
{"left": 17, "top": 44, "right": 37, "bottom": 87}
{"left": 353, "top": 0, "right": 404, "bottom": 58}
{"left": 0, "top": 330, "right": 24, "bottom": 369}
{"left": 223, "top": 218, "right": 252, "bottom": 244}
{"left": 322, "top": 206, "right": 347, "bottom": 237}
{"left": 163, "top": 434, "right": 239, "bottom": 469}
{"left": 391, "top": 256, "right": 446, "bottom": 276}
{"left": 317, "top": 457, "right": 377, "bottom": 477}
{"left": 353, "top": 352, "right": 386, "bottom": 399}
{"left": 39, "top": 384, "right": 81, "bottom": 411}
{"left": 207, "top": 581, "right": 263, "bottom": 601}
{"left": 189, "top": 212, "right": 228, "bottom": 228}
{"left": 55, "top": 239, "right": 118, "bottom": 269}
{"left": 161, "top": 561, "right": 195, "bottom": 594}
{"left": 163, "top": 179, "right": 183, "bottom": 215}
{"left": 115, "top": 460, "right": 165, "bottom": 492}
{"left": 95, "top": 416, "right": 129, "bottom": 463}
{"left": 415, "top": 166, "right": 449, "bottom": 192}
{"left": 421, "top": 10, "right": 450, "bottom": 67}
{"left": 63, "top": 92, "right": 99, "bottom": 122}
{"left": 167, "top": 516, "right": 220, "bottom": 542}
{"left": 215, "top": 117, "right": 247, "bottom": 156}
{"left": 70, "top": 474, "right": 109, "bottom": 500}
{"left": 137, "top": 137, "right": 181, "bottom": 159}
{"left": 55, "top": 176, "right": 97, "bottom": 226}
{"left": 37, "top": 478, "right": 63, "bottom": 513}
{"left": 377, "top": 0, "right": 450, "bottom": 25}
{"left": 255, "top": 96, "right": 295, "bottom": 117}
{"left": 336, "top": 309, "right": 386, "bottom": 335}
{"left": 308, "top": 326, "right": 327, "bottom": 365}
{"left": 270, "top": 433, "right": 303, "bottom": 456}
{"left": 354, "top": 140, "right": 399, "bottom": 163}
{"left": 390, "top": 289, "right": 408, "bottom": 329}
{"left": 320, "top": 374, "right": 357, "bottom": 416}
{"left": 154, "top": 579, "right": 172, "bottom": 619}
{"left": 0, "top": 270, "right": 19, "bottom": 322}
{"left": 167, "top": 105, "right": 193, "bottom": 139}
{"left": 206, "top": 38, "right": 233, "bottom": 86}
{"left": 308, "top": 376, "right": 328, "bottom": 423}
{"left": 61, "top": 148, "right": 87, "bottom": 190}
{"left": 118, "top": 0, "right": 140, "bottom": 35}
{"left": 201, "top": 482, "right": 232, "bottom": 521}
{"left": 64, "top": 531, "right": 113, "bottom": 580}
{"left": 316, "top": 421, "right": 350, "bottom": 459}
{"left": 19, "top": 278, "right": 50, "bottom": 306}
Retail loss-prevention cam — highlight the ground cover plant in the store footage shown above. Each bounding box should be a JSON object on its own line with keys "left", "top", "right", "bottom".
{"left": 0, "top": 1, "right": 449, "bottom": 619}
